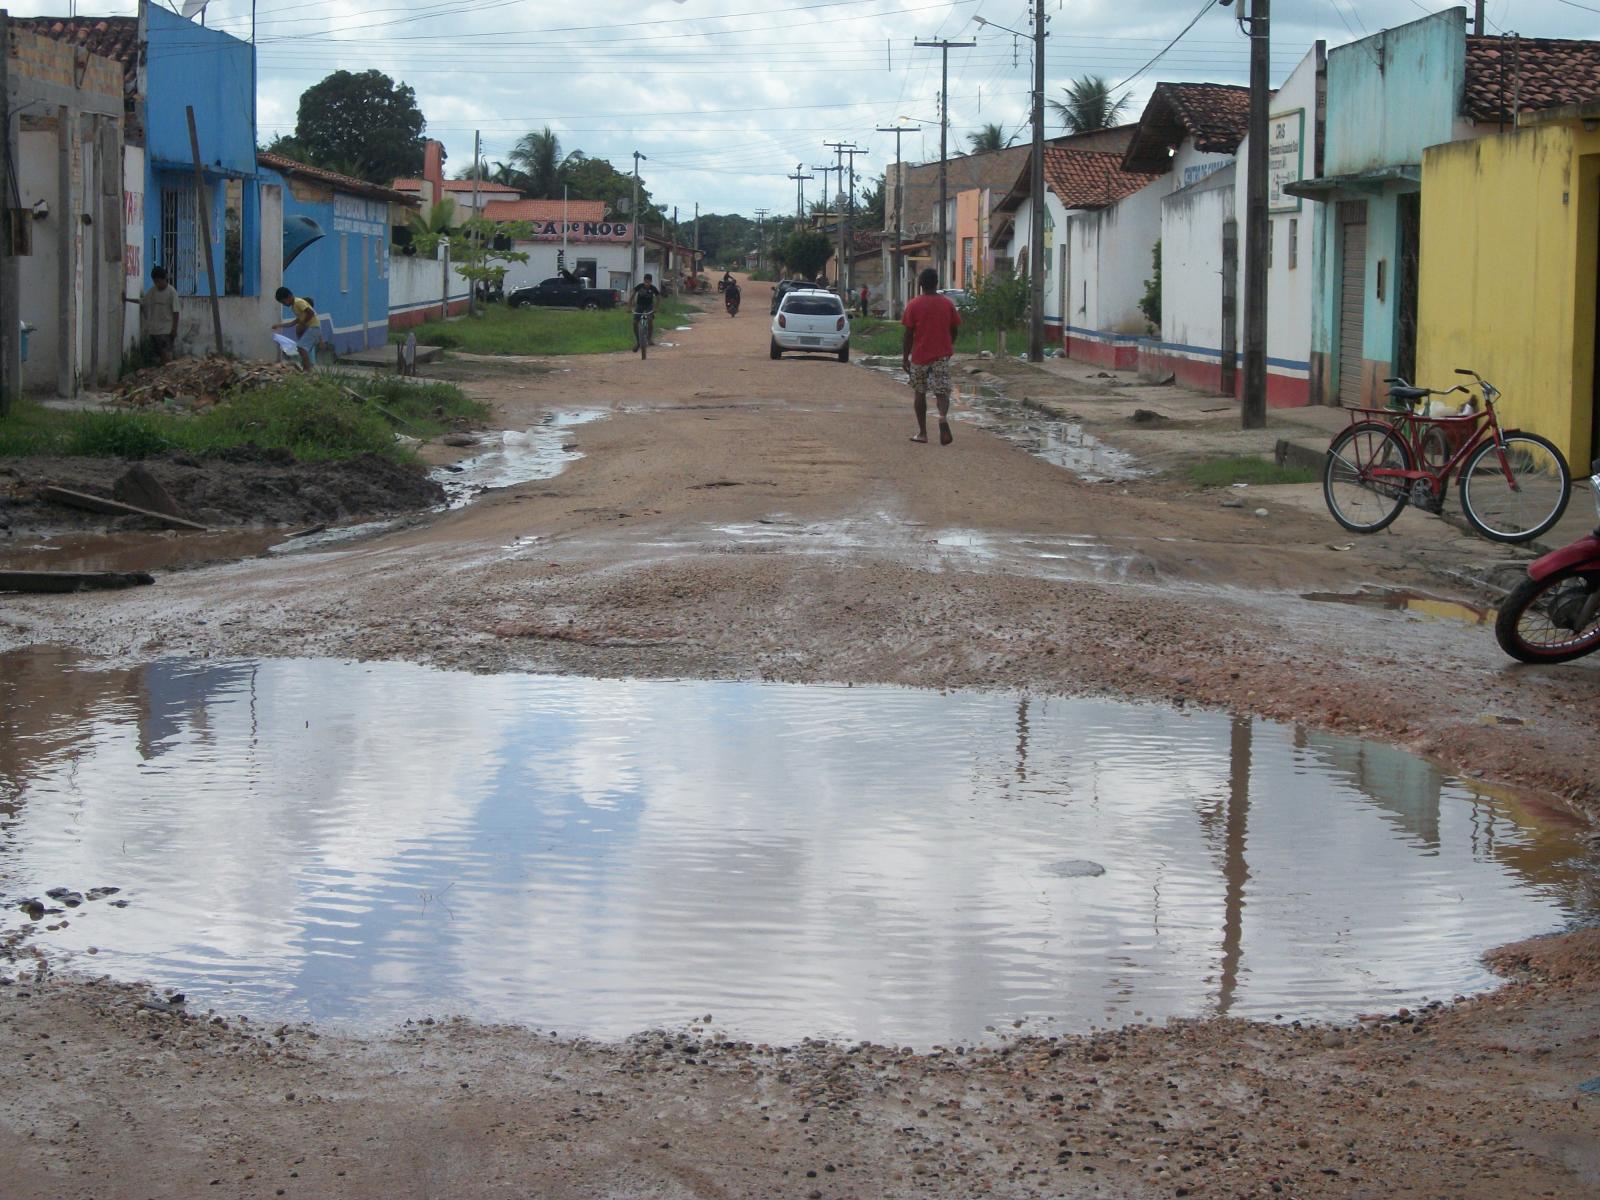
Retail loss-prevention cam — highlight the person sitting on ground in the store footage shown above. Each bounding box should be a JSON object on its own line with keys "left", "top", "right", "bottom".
{"left": 139, "top": 266, "right": 179, "bottom": 365}
{"left": 901, "top": 267, "right": 962, "bottom": 445}
{"left": 271, "top": 286, "right": 319, "bottom": 372}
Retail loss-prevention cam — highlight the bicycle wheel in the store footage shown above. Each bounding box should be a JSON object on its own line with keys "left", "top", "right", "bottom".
{"left": 1324, "top": 422, "right": 1411, "bottom": 533}
{"left": 1494, "top": 568, "right": 1600, "bottom": 663}
{"left": 1458, "top": 432, "right": 1570, "bottom": 542}
{"left": 635, "top": 317, "right": 647, "bottom": 359}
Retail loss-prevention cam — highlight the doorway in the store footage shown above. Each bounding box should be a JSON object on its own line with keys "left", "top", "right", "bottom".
{"left": 1337, "top": 200, "right": 1369, "bottom": 406}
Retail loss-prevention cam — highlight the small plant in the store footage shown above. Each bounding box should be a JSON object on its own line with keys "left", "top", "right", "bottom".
{"left": 1187, "top": 456, "right": 1319, "bottom": 487}
{"left": 1138, "top": 241, "right": 1161, "bottom": 330}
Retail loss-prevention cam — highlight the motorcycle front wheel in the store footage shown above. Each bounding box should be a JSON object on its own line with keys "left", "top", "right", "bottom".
{"left": 1493, "top": 567, "right": 1600, "bottom": 663}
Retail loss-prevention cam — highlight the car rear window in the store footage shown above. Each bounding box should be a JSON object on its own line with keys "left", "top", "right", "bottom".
{"left": 784, "top": 295, "right": 844, "bottom": 316}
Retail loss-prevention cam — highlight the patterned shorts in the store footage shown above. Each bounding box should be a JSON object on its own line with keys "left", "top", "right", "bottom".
{"left": 908, "top": 356, "right": 953, "bottom": 397}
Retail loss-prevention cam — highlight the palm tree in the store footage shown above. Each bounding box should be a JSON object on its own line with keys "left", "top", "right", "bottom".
{"left": 966, "top": 123, "right": 1015, "bottom": 153}
{"left": 1049, "top": 76, "right": 1130, "bottom": 135}
{"left": 510, "top": 127, "right": 568, "bottom": 199}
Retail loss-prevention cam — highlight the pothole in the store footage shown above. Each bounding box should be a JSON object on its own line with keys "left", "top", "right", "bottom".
{"left": 2, "top": 655, "right": 1593, "bottom": 1044}
{"left": 431, "top": 410, "right": 605, "bottom": 507}
{"left": 1301, "top": 589, "right": 1493, "bottom": 625}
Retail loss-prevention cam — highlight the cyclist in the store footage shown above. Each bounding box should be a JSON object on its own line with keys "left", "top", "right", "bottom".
{"left": 630, "top": 273, "right": 661, "bottom": 347}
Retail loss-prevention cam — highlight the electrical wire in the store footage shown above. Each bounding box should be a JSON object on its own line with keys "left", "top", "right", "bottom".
{"left": 1108, "top": 0, "right": 1226, "bottom": 95}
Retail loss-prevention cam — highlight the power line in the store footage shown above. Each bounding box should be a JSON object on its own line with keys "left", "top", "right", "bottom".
{"left": 1109, "top": 0, "right": 1225, "bottom": 95}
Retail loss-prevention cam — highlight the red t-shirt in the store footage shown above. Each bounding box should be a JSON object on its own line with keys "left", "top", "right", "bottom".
{"left": 901, "top": 293, "right": 961, "bottom": 364}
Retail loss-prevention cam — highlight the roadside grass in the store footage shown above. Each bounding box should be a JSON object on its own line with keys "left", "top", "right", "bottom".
{"left": 0, "top": 373, "right": 483, "bottom": 463}
{"left": 1186, "top": 456, "right": 1320, "bottom": 487}
{"left": 397, "top": 297, "right": 694, "bottom": 356}
{"left": 850, "top": 316, "right": 1016, "bottom": 359}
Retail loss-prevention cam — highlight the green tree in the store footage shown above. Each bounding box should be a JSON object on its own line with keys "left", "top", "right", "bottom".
{"left": 1049, "top": 75, "right": 1130, "bottom": 134}
{"left": 293, "top": 69, "right": 426, "bottom": 184}
{"left": 859, "top": 175, "right": 886, "bottom": 229}
{"left": 777, "top": 228, "right": 832, "bottom": 280}
{"left": 559, "top": 154, "right": 662, "bottom": 223}
{"left": 510, "top": 126, "right": 570, "bottom": 199}
{"left": 696, "top": 213, "right": 756, "bottom": 267}
{"left": 1138, "top": 240, "right": 1161, "bottom": 329}
{"left": 970, "top": 268, "right": 1030, "bottom": 354}
{"left": 966, "top": 123, "right": 1015, "bottom": 153}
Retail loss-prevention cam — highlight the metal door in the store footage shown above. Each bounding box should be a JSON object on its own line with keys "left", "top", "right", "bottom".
{"left": 1337, "top": 201, "right": 1368, "bottom": 407}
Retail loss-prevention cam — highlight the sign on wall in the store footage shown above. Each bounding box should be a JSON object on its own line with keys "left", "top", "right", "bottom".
{"left": 1268, "top": 109, "right": 1305, "bottom": 213}
{"left": 333, "top": 195, "right": 388, "bottom": 238}
{"left": 519, "top": 221, "right": 632, "bottom": 243}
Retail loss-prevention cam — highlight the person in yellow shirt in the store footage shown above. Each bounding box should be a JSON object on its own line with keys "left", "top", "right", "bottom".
{"left": 272, "top": 286, "right": 319, "bottom": 372}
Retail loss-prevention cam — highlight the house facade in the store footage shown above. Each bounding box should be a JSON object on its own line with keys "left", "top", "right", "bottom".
{"left": 1143, "top": 45, "right": 1325, "bottom": 405}
{"left": 6, "top": 24, "right": 127, "bottom": 396}
{"left": 1417, "top": 39, "right": 1600, "bottom": 467}
{"left": 486, "top": 199, "right": 640, "bottom": 292}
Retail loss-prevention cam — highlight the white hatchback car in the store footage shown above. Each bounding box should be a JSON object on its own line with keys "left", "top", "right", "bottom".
{"left": 771, "top": 288, "right": 851, "bottom": 362}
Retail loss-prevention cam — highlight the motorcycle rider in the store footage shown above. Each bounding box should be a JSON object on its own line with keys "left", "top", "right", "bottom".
{"left": 724, "top": 275, "right": 741, "bottom": 316}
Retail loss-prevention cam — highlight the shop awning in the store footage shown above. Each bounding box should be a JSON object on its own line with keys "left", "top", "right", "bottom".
{"left": 1284, "top": 164, "right": 1420, "bottom": 199}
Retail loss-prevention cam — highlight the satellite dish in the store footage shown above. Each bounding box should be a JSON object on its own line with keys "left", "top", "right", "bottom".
{"left": 181, "top": 0, "right": 211, "bottom": 17}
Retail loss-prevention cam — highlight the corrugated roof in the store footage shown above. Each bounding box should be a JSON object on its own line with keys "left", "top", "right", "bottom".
{"left": 482, "top": 199, "right": 608, "bottom": 223}
{"left": 1122, "top": 83, "right": 1251, "bottom": 173}
{"left": 258, "top": 153, "right": 418, "bottom": 205}
{"left": 1464, "top": 35, "right": 1600, "bottom": 122}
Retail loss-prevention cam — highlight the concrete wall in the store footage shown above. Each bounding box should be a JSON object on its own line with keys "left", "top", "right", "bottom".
{"left": 499, "top": 240, "right": 635, "bottom": 294}
{"left": 1155, "top": 169, "right": 1235, "bottom": 392}
{"left": 389, "top": 250, "right": 470, "bottom": 329}
{"left": 1417, "top": 124, "right": 1600, "bottom": 468}
{"left": 1323, "top": 8, "right": 1466, "bottom": 178}
{"left": 1064, "top": 180, "right": 1164, "bottom": 367}
{"left": 143, "top": 5, "right": 256, "bottom": 179}
{"left": 1010, "top": 190, "right": 1070, "bottom": 331}
{"left": 123, "top": 144, "right": 145, "bottom": 353}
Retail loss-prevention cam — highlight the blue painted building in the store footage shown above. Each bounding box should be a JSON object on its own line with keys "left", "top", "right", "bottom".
{"left": 1289, "top": 9, "right": 1472, "bottom": 406}
{"left": 258, "top": 154, "right": 410, "bottom": 355}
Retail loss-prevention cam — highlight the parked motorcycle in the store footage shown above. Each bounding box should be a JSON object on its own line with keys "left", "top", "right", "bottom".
{"left": 1495, "top": 459, "right": 1600, "bottom": 662}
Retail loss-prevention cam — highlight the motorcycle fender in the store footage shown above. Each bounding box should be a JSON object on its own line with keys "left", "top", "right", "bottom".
{"left": 1529, "top": 534, "right": 1600, "bottom": 581}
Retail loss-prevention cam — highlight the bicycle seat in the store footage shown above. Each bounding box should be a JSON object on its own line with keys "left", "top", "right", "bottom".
{"left": 1387, "top": 385, "right": 1430, "bottom": 401}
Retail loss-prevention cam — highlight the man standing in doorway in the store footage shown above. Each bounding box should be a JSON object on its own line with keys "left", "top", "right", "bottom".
{"left": 901, "top": 267, "right": 961, "bottom": 445}
{"left": 140, "top": 266, "right": 179, "bottom": 364}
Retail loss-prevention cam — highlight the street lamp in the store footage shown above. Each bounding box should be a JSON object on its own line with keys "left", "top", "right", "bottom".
{"left": 973, "top": 11, "right": 1046, "bottom": 362}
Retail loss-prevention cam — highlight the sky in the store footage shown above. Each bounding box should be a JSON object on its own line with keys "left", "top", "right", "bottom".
{"left": 14, "top": 0, "right": 1600, "bottom": 218}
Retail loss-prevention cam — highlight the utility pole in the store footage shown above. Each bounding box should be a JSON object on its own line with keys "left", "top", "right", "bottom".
{"left": 915, "top": 37, "right": 975, "bottom": 286}
{"left": 0, "top": 10, "right": 15, "bottom": 415}
{"left": 825, "top": 142, "right": 858, "bottom": 293}
{"left": 811, "top": 163, "right": 836, "bottom": 227}
{"left": 631, "top": 151, "right": 646, "bottom": 286}
{"left": 693, "top": 201, "right": 700, "bottom": 278}
{"left": 877, "top": 124, "right": 913, "bottom": 317}
{"left": 843, "top": 146, "right": 864, "bottom": 298}
{"left": 1241, "top": 0, "right": 1270, "bottom": 428}
{"left": 469, "top": 129, "right": 480, "bottom": 315}
{"left": 788, "top": 163, "right": 813, "bottom": 225}
{"left": 1473, "top": 0, "right": 1484, "bottom": 35}
{"left": 754, "top": 208, "right": 769, "bottom": 273}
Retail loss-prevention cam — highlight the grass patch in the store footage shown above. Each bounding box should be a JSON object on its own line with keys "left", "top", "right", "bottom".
{"left": 849, "top": 316, "right": 1017, "bottom": 359}
{"left": 397, "top": 297, "right": 694, "bottom": 356}
{"left": 1186, "top": 456, "right": 1320, "bottom": 487}
{"left": 0, "top": 373, "right": 484, "bottom": 463}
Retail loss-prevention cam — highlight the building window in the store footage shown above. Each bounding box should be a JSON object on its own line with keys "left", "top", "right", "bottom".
{"left": 575, "top": 258, "right": 598, "bottom": 285}
{"left": 223, "top": 180, "right": 243, "bottom": 296}
{"left": 159, "top": 182, "right": 198, "bottom": 293}
{"left": 340, "top": 234, "right": 349, "bottom": 293}
{"left": 962, "top": 237, "right": 974, "bottom": 286}
{"left": 1288, "top": 218, "right": 1298, "bottom": 269}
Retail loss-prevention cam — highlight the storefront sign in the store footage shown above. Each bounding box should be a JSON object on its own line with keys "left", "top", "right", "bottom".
{"left": 333, "top": 194, "right": 388, "bottom": 238}
{"left": 518, "top": 221, "right": 632, "bottom": 243}
{"left": 1269, "top": 110, "right": 1304, "bottom": 213}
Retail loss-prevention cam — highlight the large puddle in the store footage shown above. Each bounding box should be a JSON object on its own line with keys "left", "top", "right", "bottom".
{"left": 2, "top": 652, "right": 1594, "bottom": 1044}
{"left": 431, "top": 410, "right": 603, "bottom": 507}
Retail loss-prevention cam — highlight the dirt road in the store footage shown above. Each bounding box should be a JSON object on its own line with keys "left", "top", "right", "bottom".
{"left": 3, "top": 279, "right": 1599, "bottom": 1197}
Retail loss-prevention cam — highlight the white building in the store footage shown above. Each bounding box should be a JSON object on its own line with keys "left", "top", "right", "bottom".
{"left": 1145, "top": 47, "right": 1325, "bottom": 406}
{"left": 486, "top": 199, "right": 639, "bottom": 293}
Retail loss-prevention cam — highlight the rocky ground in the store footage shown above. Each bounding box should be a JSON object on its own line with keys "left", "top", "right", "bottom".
{"left": 1, "top": 279, "right": 1598, "bottom": 1197}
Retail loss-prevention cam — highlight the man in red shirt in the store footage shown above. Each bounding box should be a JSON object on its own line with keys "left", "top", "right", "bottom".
{"left": 900, "top": 267, "right": 962, "bottom": 444}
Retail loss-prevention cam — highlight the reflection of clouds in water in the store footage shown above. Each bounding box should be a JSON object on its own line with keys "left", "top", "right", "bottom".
{"left": 2, "top": 659, "right": 1593, "bottom": 1043}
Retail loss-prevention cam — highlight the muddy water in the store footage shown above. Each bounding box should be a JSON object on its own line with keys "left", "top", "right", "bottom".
{"left": 432, "top": 410, "right": 604, "bottom": 507}
{"left": 2, "top": 653, "right": 1595, "bottom": 1044}
{"left": 0, "top": 529, "right": 285, "bottom": 574}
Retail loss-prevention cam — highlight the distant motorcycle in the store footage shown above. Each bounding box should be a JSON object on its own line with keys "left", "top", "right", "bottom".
{"left": 724, "top": 284, "right": 741, "bottom": 317}
{"left": 1495, "top": 458, "right": 1600, "bottom": 662}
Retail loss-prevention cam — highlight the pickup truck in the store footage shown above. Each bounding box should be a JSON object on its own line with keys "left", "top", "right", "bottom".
{"left": 507, "top": 276, "right": 621, "bottom": 310}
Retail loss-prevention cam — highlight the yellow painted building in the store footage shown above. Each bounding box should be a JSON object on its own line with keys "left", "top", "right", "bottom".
{"left": 1417, "top": 111, "right": 1600, "bottom": 468}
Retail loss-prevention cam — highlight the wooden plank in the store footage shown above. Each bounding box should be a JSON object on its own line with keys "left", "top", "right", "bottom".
{"left": 0, "top": 569, "right": 155, "bottom": 593}
{"left": 39, "top": 486, "right": 210, "bottom": 531}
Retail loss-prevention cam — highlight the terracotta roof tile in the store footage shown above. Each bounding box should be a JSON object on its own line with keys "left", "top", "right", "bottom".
{"left": 14, "top": 15, "right": 140, "bottom": 70}
{"left": 482, "top": 198, "right": 607, "bottom": 223}
{"left": 1042, "top": 149, "right": 1162, "bottom": 209}
{"left": 258, "top": 153, "right": 417, "bottom": 205}
{"left": 1464, "top": 35, "right": 1600, "bottom": 122}
{"left": 1122, "top": 83, "right": 1250, "bottom": 173}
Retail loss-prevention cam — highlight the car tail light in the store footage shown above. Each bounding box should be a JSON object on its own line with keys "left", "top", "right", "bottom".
{"left": 836, "top": 316, "right": 845, "bottom": 331}
{"left": 778, "top": 314, "right": 787, "bottom": 328}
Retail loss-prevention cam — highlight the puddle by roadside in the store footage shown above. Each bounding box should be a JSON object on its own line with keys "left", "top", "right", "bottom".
{"left": 1302, "top": 589, "right": 1494, "bottom": 625}
{"left": 0, "top": 529, "right": 285, "bottom": 574}
{"left": 2, "top": 652, "right": 1593, "bottom": 1045}
{"left": 431, "top": 410, "right": 604, "bottom": 508}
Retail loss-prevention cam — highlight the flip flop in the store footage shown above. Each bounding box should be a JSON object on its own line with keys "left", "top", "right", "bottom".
{"left": 939, "top": 422, "right": 954, "bottom": 446}
{"left": 909, "top": 433, "right": 928, "bottom": 443}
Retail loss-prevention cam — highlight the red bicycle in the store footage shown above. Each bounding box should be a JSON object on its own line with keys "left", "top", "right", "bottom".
{"left": 1322, "top": 369, "right": 1571, "bottom": 543}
